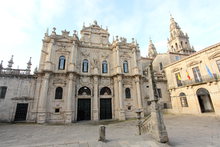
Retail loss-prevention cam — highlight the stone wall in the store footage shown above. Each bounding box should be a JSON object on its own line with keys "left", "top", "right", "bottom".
{"left": 0, "top": 75, "right": 36, "bottom": 122}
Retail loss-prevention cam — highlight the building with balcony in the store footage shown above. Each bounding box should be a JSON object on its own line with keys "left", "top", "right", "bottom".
{"left": 164, "top": 42, "right": 220, "bottom": 115}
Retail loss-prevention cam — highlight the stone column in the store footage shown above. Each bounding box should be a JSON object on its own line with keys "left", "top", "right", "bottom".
{"left": 37, "top": 73, "right": 50, "bottom": 123}
{"left": 135, "top": 76, "right": 142, "bottom": 109}
{"left": 65, "top": 73, "right": 74, "bottom": 123}
{"left": 118, "top": 75, "right": 125, "bottom": 120}
{"left": 132, "top": 48, "right": 139, "bottom": 75}
{"left": 69, "top": 43, "right": 77, "bottom": 71}
{"left": 116, "top": 46, "right": 121, "bottom": 73}
{"left": 93, "top": 76, "right": 99, "bottom": 120}
{"left": 133, "top": 48, "right": 137, "bottom": 67}
{"left": 113, "top": 77, "right": 119, "bottom": 119}
{"left": 45, "top": 39, "right": 54, "bottom": 71}
{"left": 32, "top": 78, "right": 42, "bottom": 120}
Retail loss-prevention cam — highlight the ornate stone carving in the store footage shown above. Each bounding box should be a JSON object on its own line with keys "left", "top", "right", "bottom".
{"left": 120, "top": 52, "right": 131, "bottom": 59}
{"left": 80, "top": 77, "right": 91, "bottom": 84}
{"left": 101, "top": 54, "right": 109, "bottom": 60}
{"left": 81, "top": 50, "right": 90, "bottom": 58}
{"left": 100, "top": 78, "right": 111, "bottom": 87}
{"left": 91, "top": 58, "right": 99, "bottom": 69}
{"left": 53, "top": 78, "right": 66, "bottom": 85}
{"left": 123, "top": 78, "right": 132, "bottom": 85}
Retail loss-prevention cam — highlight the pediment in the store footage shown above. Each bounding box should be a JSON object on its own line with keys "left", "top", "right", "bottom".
{"left": 187, "top": 60, "right": 202, "bottom": 67}
{"left": 56, "top": 37, "right": 72, "bottom": 43}
{"left": 172, "top": 67, "right": 182, "bottom": 72}
{"left": 11, "top": 97, "right": 33, "bottom": 101}
{"left": 208, "top": 51, "right": 220, "bottom": 60}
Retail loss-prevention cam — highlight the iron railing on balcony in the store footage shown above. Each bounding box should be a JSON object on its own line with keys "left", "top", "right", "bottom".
{"left": 179, "top": 74, "right": 219, "bottom": 87}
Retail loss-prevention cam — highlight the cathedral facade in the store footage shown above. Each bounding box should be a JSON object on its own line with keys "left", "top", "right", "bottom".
{"left": 0, "top": 17, "right": 201, "bottom": 123}
{"left": 1, "top": 21, "right": 153, "bottom": 123}
{"left": 35, "top": 21, "right": 146, "bottom": 123}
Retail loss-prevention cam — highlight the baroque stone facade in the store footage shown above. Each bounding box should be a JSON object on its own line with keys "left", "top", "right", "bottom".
{"left": 35, "top": 21, "right": 146, "bottom": 123}
{"left": 1, "top": 20, "right": 158, "bottom": 123}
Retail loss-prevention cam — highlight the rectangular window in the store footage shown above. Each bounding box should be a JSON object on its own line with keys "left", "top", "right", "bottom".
{"left": 192, "top": 66, "right": 202, "bottom": 82}
{"left": 123, "top": 61, "right": 129, "bottom": 73}
{"left": 157, "top": 88, "right": 162, "bottom": 98}
{"left": 0, "top": 86, "right": 7, "bottom": 99}
{"left": 55, "top": 108, "right": 60, "bottom": 113}
{"left": 159, "top": 62, "right": 163, "bottom": 70}
{"left": 175, "top": 56, "right": 180, "bottom": 61}
{"left": 164, "top": 103, "right": 168, "bottom": 109}
{"left": 180, "top": 97, "right": 188, "bottom": 107}
{"left": 175, "top": 72, "right": 182, "bottom": 87}
{"left": 216, "top": 60, "right": 220, "bottom": 72}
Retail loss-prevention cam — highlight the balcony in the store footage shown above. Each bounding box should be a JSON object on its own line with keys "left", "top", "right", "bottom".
{"left": 180, "top": 74, "right": 219, "bottom": 87}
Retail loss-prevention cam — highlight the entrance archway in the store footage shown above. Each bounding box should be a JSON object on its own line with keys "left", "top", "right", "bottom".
{"left": 196, "top": 88, "right": 214, "bottom": 113}
{"left": 100, "top": 87, "right": 112, "bottom": 120}
{"left": 77, "top": 87, "right": 91, "bottom": 121}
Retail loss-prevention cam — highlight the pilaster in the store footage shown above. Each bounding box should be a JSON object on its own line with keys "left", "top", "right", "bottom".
{"left": 135, "top": 76, "right": 142, "bottom": 109}
{"left": 37, "top": 73, "right": 50, "bottom": 123}
{"left": 45, "top": 39, "right": 54, "bottom": 71}
{"left": 65, "top": 73, "right": 74, "bottom": 123}
{"left": 93, "top": 76, "right": 99, "bottom": 120}
{"left": 113, "top": 77, "right": 119, "bottom": 119}
{"left": 68, "top": 42, "right": 77, "bottom": 72}
{"left": 118, "top": 75, "right": 125, "bottom": 120}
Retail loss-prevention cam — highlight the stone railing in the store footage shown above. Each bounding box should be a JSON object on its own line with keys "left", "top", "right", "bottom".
{"left": 0, "top": 68, "right": 31, "bottom": 75}
{"left": 140, "top": 113, "right": 152, "bottom": 133}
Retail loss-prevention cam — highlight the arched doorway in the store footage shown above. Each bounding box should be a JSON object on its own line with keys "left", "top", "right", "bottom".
{"left": 77, "top": 86, "right": 91, "bottom": 121}
{"left": 100, "top": 87, "right": 112, "bottom": 120}
{"left": 196, "top": 88, "right": 214, "bottom": 113}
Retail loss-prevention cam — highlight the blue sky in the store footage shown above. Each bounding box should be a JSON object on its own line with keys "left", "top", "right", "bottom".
{"left": 0, "top": 0, "right": 220, "bottom": 70}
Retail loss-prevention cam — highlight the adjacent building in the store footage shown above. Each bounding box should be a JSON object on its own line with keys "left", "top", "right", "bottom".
{"left": 165, "top": 43, "right": 220, "bottom": 115}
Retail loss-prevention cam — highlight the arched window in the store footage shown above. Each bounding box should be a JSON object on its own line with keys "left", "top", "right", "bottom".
{"left": 179, "top": 92, "right": 188, "bottom": 107}
{"left": 102, "top": 60, "right": 108, "bottom": 73}
{"left": 78, "top": 86, "right": 91, "bottom": 95}
{"left": 58, "top": 56, "right": 65, "bottom": 70}
{"left": 125, "top": 88, "right": 131, "bottom": 98}
{"left": 100, "top": 87, "right": 111, "bottom": 95}
{"left": 123, "top": 61, "right": 129, "bottom": 73}
{"left": 55, "top": 87, "right": 63, "bottom": 99}
{"left": 82, "top": 59, "right": 88, "bottom": 72}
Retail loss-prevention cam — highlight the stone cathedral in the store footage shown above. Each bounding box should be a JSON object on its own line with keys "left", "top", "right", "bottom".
{"left": 0, "top": 17, "right": 199, "bottom": 123}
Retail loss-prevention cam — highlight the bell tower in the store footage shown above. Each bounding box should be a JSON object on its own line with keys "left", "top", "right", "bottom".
{"left": 167, "top": 15, "right": 195, "bottom": 55}
{"left": 148, "top": 39, "right": 157, "bottom": 58}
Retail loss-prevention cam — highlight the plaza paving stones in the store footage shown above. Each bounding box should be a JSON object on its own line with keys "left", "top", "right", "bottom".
{"left": 0, "top": 114, "right": 219, "bottom": 147}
